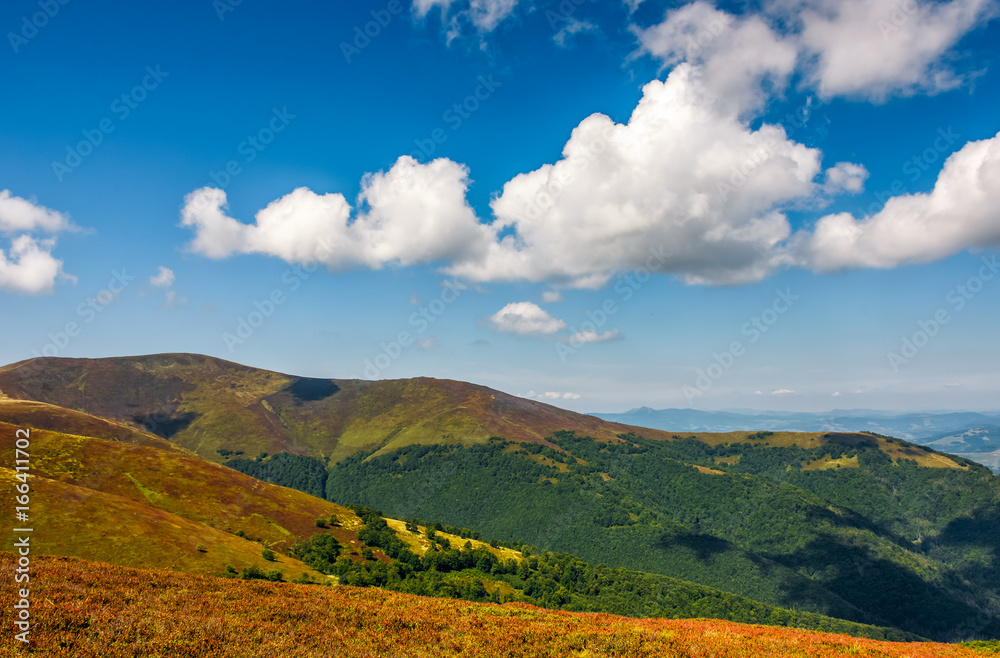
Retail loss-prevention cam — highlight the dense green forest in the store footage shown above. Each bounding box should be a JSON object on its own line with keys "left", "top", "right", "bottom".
{"left": 277, "top": 505, "right": 920, "bottom": 643}
{"left": 226, "top": 431, "right": 1000, "bottom": 642}
{"left": 226, "top": 451, "right": 328, "bottom": 498}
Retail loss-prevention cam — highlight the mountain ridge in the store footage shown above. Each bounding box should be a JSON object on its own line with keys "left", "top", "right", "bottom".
{"left": 0, "top": 353, "right": 677, "bottom": 464}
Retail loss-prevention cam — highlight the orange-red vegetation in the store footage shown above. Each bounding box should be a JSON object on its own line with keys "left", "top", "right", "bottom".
{"left": 1, "top": 553, "right": 984, "bottom": 658}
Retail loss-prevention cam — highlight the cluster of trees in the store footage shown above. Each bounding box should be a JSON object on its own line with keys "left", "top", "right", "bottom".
{"left": 285, "top": 506, "right": 918, "bottom": 642}
{"left": 220, "top": 563, "right": 284, "bottom": 582}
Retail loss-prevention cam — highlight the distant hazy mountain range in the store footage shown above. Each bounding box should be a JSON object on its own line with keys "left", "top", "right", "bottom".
{"left": 590, "top": 407, "right": 1000, "bottom": 472}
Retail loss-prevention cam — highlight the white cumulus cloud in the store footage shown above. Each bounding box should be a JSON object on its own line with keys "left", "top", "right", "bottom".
{"left": 823, "top": 162, "right": 869, "bottom": 194}
{"left": 448, "top": 64, "right": 824, "bottom": 287}
{"left": 0, "top": 236, "right": 66, "bottom": 295}
{"left": 788, "top": 0, "right": 997, "bottom": 100}
{"left": 178, "top": 2, "right": 999, "bottom": 291}
{"left": 181, "top": 156, "right": 494, "bottom": 271}
{"left": 0, "top": 191, "right": 75, "bottom": 295}
{"left": 632, "top": 1, "right": 799, "bottom": 113}
{"left": 0, "top": 190, "right": 73, "bottom": 233}
{"left": 488, "top": 301, "right": 567, "bottom": 335}
{"left": 634, "top": 0, "right": 997, "bottom": 103}
{"left": 150, "top": 266, "right": 176, "bottom": 288}
{"left": 801, "top": 131, "right": 1000, "bottom": 271}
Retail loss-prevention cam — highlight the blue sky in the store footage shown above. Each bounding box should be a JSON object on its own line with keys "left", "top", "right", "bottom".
{"left": 1, "top": 0, "right": 998, "bottom": 413}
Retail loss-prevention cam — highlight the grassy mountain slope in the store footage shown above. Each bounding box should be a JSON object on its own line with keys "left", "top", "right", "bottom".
{"left": 0, "top": 398, "right": 192, "bottom": 455}
{"left": 0, "top": 467, "right": 321, "bottom": 580}
{"left": 0, "top": 353, "right": 673, "bottom": 463}
{"left": 0, "top": 420, "right": 363, "bottom": 556}
{"left": 1, "top": 553, "right": 984, "bottom": 658}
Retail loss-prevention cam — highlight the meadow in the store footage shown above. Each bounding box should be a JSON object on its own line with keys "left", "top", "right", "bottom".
{"left": 2, "top": 553, "right": 991, "bottom": 658}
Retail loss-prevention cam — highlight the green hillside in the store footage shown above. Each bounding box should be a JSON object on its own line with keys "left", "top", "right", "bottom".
{"left": 5, "top": 353, "right": 1000, "bottom": 643}
{"left": 304, "top": 431, "right": 1000, "bottom": 641}
{"left": 0, "top": 467, "right": 324, "bottom": 581}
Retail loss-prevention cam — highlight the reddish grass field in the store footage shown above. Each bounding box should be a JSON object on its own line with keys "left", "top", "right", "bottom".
{"left": 1, "top": 553, "right": 987, "bottom": 658}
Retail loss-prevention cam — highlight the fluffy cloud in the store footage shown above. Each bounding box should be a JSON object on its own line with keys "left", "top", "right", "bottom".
{"left": 488, "top": 302, "right": 567, "bottom": 335}
{"left": 181, "top": 156, "right": 493, "bottom": 270}
{"left": 0, "top": 190, "right": 72, "bottom": 233}
{"left": 0, "top": 191, "right": 74, "bottom": 295}
{"left": 448, "top": 64, "right": 824, "bottom": 287}
{"left": 634, "top": 0, "right": 995, "bottom": 103}
{"left": 178, "top": 3, "right": 997, "bottom": 290}
{"left": 150, "top": 266, "right": 176, "bottom": 288}
{"left": 789, "top": 0, "right": 996, "bottom": 100}
{"left": 0, "top": 235, "right": 66, "bottom": 295}
{"left": 632, "top": 2, "right": 798, "bottom": 113}
{"left": 413, "top": 0, "right": 520, "bottom": 39}
{"left": 801, "top": 131, "right": 1000, "bottom": 271}
{"left": 823, "top": 162, "right": 869, "bottom": 194}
